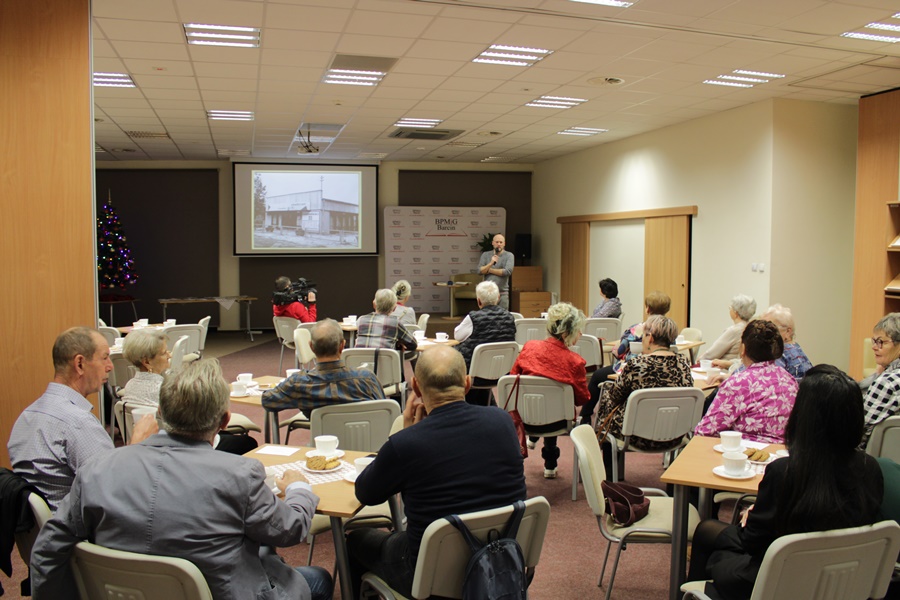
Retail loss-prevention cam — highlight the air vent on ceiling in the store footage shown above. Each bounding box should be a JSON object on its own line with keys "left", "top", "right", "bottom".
{"left": 126, "top": 131, "right": 171, "bottom": 139}
{"left": 389, "top": 128, "right": 464, "bottom": 141}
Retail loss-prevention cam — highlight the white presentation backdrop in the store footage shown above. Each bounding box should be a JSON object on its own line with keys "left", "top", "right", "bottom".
{"left": 384, "top": 207, "right": 506, "bottom": 315}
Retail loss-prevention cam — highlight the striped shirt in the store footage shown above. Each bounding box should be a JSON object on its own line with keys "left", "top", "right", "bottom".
{"left": 8, "top": 383, "right": 114, "bottom": 510}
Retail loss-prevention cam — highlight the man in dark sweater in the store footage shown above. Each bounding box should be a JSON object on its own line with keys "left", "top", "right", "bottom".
{"left": 347, "top": 345, "right": 527, "bottom": 598}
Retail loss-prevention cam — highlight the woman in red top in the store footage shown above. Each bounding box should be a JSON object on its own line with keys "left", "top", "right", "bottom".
{"left": 511, "top": 302, "right": 589, "bottom": 478}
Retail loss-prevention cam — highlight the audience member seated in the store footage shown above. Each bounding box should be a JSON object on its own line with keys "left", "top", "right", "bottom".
{"left": 120, "top": 329, "right": 257, "bottom": 455}
{"left": 687, "top": 365, "right": 883, "bottom": 600}
{"left": 390, "top": 279, "right": 416, "bottom": 326}
{"left": 760, "top": 303, "right": 812, "bottom": 380}
{"left": 355, "top": 289, "right": 418, "bottom": 352}
{"left": 272, "top": 275, "right": 317, "bottom": 323}
{"left": 30, "top": 360, "right": 332, "bottom": 600}
{"left": 861, "top": 313, "right": 900, "bottom": 449}
{"left": 583, "top": 291, "right": 671, "bottom": 424}
{"left": 695, "top": 320, "right": 798, "bottom": 444}
{"left": 347, "top": 345, "right": 526, "bottom": 597}
{"left": 262, "top": 319, "right": 384, "bottom": 413}
{"left": 697, "top": 294, "right": 756, "bottom": 364}
{"left": 594, "top": 315, "right": 693, "bottom": 480}
{"left": 590, "top": 277, "right": 622, "bottom": 318}
{"left": 510, "top": 302, "right": 589, "bottom": 479}
{"left": 8, "top": 327, "right": 157, "bottom": 511}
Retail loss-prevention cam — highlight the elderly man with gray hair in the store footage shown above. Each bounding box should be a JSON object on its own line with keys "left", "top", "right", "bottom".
{"left": 355, "top": 288, "right": 418, "bottom": 352}
{"left": 454, "top": 281, "right": 516, "bottom": 369}
{"left": 31, "top": 359, "right": 333, "bottom": 600}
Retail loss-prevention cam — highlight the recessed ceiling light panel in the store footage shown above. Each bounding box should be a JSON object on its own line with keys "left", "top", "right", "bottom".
{"left": 93, "top": 72, "right": 135, "bottom": 87}
{"left": 207, "top": 110, "right": 254, "bottom": 121}
{"left": 567, "top": 0, "right": 633, "bottom": 7}
{"left": 703, "top": 79, "right": 753, "bottom": 88}
{"left": 473, "top": 44, "right": 552, "bottom": 67}
{"left": 395, "top": 118, "right": 443, "bottom": 128}
{"left": 184, "top": 23, "right": 260, "bottom": 48}
{"left": 526, "top": 95, "right": 587, "bottom": 109}
{"left": 558, "top": 127, "right": 608, "bottom": 136}
{"left": 732, "top": 70, "right": 785, "bottom": 79}
{"left": 841, "top": 31, "right": 900, "bottom": 43}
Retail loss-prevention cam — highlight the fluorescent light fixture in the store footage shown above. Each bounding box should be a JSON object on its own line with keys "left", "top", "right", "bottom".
{"left": 567, "top": 0, "right": 633, "bottom": 6}
{"left": 324, "top": 68, "right": 386, "bottom": 86}
{"left": 841, "top": 32, "right": 900, "bottom": 43}
{"left": 526, "top": 95, "right": 587, "bottom": 109}
{"left": 93, "top": 72, "right": 135, "bottom": 87}
{"left": 719, "top": 75, "right": 767, "bottom": 83}
{"left": 184, "top": 23, "right": 260, "bottom": 47}
{"left": 733, "top": 69, "right": 785, "bottom": 79}
{"left": 207, "top": 110, "right": 254, "bottom": 121}
{"left": 395, "top": 118, "right": 443, "bottom": 128}
{"left": 481, "top": 156, "right": 513, "bottom": 162}
{"left": 703, "top": 79, "right": 753, "bottom": 88}
{"left": 558, "top": 127, "right": 608, "bottom": 136}
{"left": 866, "top": 22, "right": 900, "bottom": 32}
{"left": 473, "top": 44, "right": 552, "bottom": 67}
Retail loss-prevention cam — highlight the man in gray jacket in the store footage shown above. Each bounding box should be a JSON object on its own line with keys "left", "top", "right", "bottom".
{"left": 30, "top": 359, "right": 332, "bottom": 600}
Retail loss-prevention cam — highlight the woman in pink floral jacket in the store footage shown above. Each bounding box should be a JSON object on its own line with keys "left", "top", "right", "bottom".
{"left": 695, "top": 320, "right": 798, "bottom": 444}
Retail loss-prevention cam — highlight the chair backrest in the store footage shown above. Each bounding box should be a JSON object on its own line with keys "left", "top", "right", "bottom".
{"left": 341, "top": 348, "right": 403, "bottom": 387}
{"left": 111, "top": 353, "right": 137, "bottom": 390}
{"left": 162, "top": 324, "right": 202, "bottom": 355}
{"left": 405, "top": 324, "right": 421, "bottom": 334}
{"left": 863, "top": 337, "right": 877, "bottom": 378}
{"left": 621, "top": 387, "right": 705, "bottom": 441}
{"left": 568, "top": 334, "right": 602, "bottom": 371}
{"left": 866, "top": 416, "right": 900, "bottom": 461}
{"left": 197, "top": 316, "right": 211, "bottom": 351}
{"left": 417, "top": 313, "right": 430, "bottom": 332}
{"left": 72, "top": 541, "right": 213, "bottom": 600}
{"left": 570, "top": 424, "right": 608, "bottom": 518}
{"left": 515, "top": 319, "right": 548, "bottom": 346}
{"left": 98, "top": 326, "right": 121, "bottom": 346}
{"left": 410, "top": 496, "right": 551, "bottom": 599}
{"left": 14, "top": 492, "right": 53, "bottom": 566}
{"left": 116, "top": 400, "right": 154, "bottom": 444}
{"left": 98, "top": 318, "right": 108, "bottom": 328}
{"left": 584, "top": 318, "right": 622, "bottom": 344}
{"left": 469, "top": 342, "right": 520, "bottom": 380}
{"left": 679, "top": 327, "right": 703, "bottom": 362}
{"left": 389, "top": 414, "right": 404, "bottom": 436}
{"left": 510, "top": 312, "right": 525, "bottom": 321}
{"left": 293, "top": 327, "right": 316, "bottom": 367}
{"left": 310, "top": 400, "right": 400, "bottom": 453}
{"left": 168, "top": 336, "right": 189, "bottom": 375}
{"left": 748, "top": 521, "right": 900, "bottom": 600}
{"left": 273, "top": 316, "right": 300, "bottom": 344}
{"left": 497, "top": 375, "right": 575, "bottom": 426}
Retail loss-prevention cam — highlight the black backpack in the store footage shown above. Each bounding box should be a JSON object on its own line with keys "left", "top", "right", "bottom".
{"left": 447, "top": 501, "right": 528, "bottom": 600}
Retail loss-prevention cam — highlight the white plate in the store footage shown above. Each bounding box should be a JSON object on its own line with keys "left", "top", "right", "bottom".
{"left": 749, "top": 456, "right": 775, "bottom": 466}
{"left": 306, "top": 449, "right": 345, "bottom": 459}
{"left": 712, "top": 465, "right": 756, "bottom": 480}
{"left": 713, "top": 444, "right": 746, "bottom": 453}
{"left": 343, "top": 472, "right": 358, "bottom": 483}
{"left": 299, "top": 460, "right": 343, "bottom": 474}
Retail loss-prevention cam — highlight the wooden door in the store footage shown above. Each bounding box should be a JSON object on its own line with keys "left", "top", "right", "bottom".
{"left": 644, "top": 216, "right": 691, "bottom": 330}
{"left": 559, "top": 222, "right": 590, "bottom": 312}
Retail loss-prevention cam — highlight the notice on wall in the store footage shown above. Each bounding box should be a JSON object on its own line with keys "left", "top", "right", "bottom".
{"left": 384, "top": 207, "right": 507, "bottom": 314}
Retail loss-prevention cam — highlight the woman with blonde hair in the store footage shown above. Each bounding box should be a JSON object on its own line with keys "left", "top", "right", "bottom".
{"left": 390, "top": 280, "right": 416, "bottom": 326}
{"left": 510, "top": 302, "right": 589, "bottom": 478}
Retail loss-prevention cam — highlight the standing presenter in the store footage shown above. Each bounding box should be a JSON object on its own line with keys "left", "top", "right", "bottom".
{"left": 478, "top": 233, "right": 515, "bottom": 310}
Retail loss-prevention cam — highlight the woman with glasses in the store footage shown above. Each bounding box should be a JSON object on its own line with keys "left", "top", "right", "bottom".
{"left": 861, "top": 312, "right": 900, "bottom": 448}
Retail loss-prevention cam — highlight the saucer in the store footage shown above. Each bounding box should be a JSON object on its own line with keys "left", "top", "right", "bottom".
{"left": 343, "top": 472, "right": 359, "bottom": 483}
{"left": 299, "top": 460, "right": 344, "bottom": 474}
{"left": 775, "top": 449, "right": 789, "bottom": 458}
{"left": 712, "top": 465, "right": 756, "bottom": 480}
{"left": 713, "top": 444, "right": 745, "bottom": 453}
{"left": 237, "top": 380, "right": 258, "bottom": 387}
{"left": 306, "top": 450, "right": 345, "bottom": 459}
{"left": 230, "top": 391, "right": 249, "bottom": 398}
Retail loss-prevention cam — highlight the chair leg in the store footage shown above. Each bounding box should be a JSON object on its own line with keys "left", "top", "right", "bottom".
{"left": 572, "top": 449, "right": 579, "bottom": 501}
{"left": 284, "top": 425, "right": 292, "bottom": 445}
{"left": 306, "top": 534, "right": 316, "bottom": 565}
{"left": 605, "top": 541, "right": 627, "bottom": 600}
{"left": 598, "top": 538, "right": 613, "bottom": 588}
{"left": 278, "top": 345, "right": 285, "bottom": 376}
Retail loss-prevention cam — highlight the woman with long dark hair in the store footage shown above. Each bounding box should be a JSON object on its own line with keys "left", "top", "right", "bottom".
{"left": 687, "top": 364, "right": 884, "bottom": 599}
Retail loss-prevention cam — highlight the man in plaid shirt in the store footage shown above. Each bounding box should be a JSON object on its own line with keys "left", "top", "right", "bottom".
{"left": 354, "top": 289, "right": 418, "bottom": 352}
{"left": 262, "top": 319, "right": 384, "bottom": 412}
{"left": 861, "top": 313, "right": 900, "bottom": 448}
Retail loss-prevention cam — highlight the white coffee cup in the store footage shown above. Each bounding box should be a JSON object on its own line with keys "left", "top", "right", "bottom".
{"left": 435, "top": 332, "right": 449, "bottom": 342}
{"left": 139, "top": 318, "right": 149, "bottom": 326}
{"left": 315, "top": 435, "right": 339, "bottom": 457}
{"left": 630, "top": 341, "right": 643, "bottom": 355}
{"left": 722, "top": 451, "right": 748, "bottom": 476}
{"left": 113, "top": 337, "right": 125, "bottom": 348}
{"left": 237, "top": 373, "right": 253, "bottom": 383}
{"left": 132, "top": 321, "right": 143, "bottom": 329}
{"left": 540, "top": 312, "right": 548, "bottom": 319}
{"left": 285, "top": 369, "right": 301, "bottom": 378}
{"left": 676, "top": 335, "right": 685, "bottom": 344}
{"left": 720, "top": 430, "right": 743, "bottom": 451}
{"left": 164, "top": 319, "right": 176, "bottom": 326}
{"left": 699, "top": 359, "right": 713, "bottom": 371}
{"left": 343, "top": 317, "right": 352, "bottom": 325}
{"left": 232, "top": 381, "right": 248, "bottom": 395}
{"left": 413, "top": 330, "right": 426, "bottom": 340}
{"left": 354, "top": 456, "right": 375, "bottom": 475}
{"left": 348, "top": 315, "right": 357, "bottom": 324}
{"left": 131, "top": 406, "right": 158, "bottom": 427}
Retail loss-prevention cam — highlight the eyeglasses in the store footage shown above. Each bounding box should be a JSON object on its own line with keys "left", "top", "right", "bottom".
{"left": 872, "top": 337, "right": 895, "bottom": 349}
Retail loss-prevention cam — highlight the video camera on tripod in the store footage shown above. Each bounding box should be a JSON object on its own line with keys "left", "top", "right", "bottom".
{"left": 272, "top": 277, "right": 317, "bottom": 306}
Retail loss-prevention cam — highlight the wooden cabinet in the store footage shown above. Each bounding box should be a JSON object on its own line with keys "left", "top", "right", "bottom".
{"left": 511, "top": 266, "right": 543, "bottom": 292}
{"left": 511, "top": 292, "right": 552, "bottom": 317}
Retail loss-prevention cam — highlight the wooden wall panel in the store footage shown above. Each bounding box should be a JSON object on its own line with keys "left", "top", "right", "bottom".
{"left": 559, "top": 222, "right": 590, "bottom": 312}
{"left": 850, "top": 90, "right": 900, "bottom": 378}
{"left": 0, "top": 0, "right": 95, "bottom": 466}
{"left": 644, "top": 216, "right": 691, "bottom": 330}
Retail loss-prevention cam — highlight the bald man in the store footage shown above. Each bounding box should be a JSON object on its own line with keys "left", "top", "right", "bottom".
{"left": 478, "top": 233, "right": 514, "bottom": 309}
{"left": 347, "top": 345, "right": 526, "bottom": 597}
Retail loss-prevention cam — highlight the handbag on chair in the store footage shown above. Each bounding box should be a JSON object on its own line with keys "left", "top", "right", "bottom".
{"left": 600, "top": 480, "right": 649, "bottom": 526}
{"left": 502, "top": 375, "right": 528, "bottom": 458}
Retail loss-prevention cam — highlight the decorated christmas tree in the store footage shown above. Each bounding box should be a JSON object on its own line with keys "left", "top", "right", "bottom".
{"left": 96, "top": 194, "right": 138, "bottom": 290}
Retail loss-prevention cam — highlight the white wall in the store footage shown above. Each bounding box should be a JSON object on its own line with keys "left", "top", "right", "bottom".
{"left": 532, "top": 99, "right": 857, "bottom": 370}
{"left": 588, "top": 220, "right": 644, "bottom": 323}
